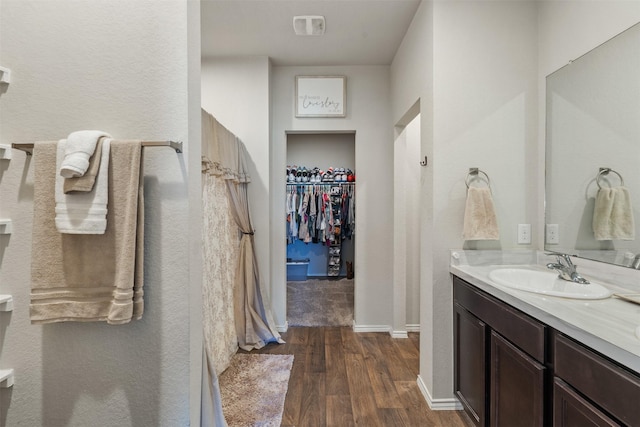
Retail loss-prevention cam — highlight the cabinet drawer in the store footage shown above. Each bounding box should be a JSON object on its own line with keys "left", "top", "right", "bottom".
{"left": 554, "top": 333, "right": 640, "bottom": 426}
{"left": 453, "top": 276, "right": 546, "bottom": 361}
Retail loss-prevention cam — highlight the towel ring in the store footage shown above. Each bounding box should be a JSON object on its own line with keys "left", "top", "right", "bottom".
{"left": 596, "top": 167, "right": 624, "bottom": 189}
{"left": 465, "top": 168, "right": 491, "bottom": 189}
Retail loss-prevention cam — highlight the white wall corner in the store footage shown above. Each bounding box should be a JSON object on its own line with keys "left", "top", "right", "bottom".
{"left": 406, "top": 323, "right": 420, "bottom": 332}
{"left": 417, "top": 375, "right": 463, "bottom": 411}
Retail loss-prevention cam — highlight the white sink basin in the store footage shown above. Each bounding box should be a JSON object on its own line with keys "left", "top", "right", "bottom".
{"left": 488, "top": 268, "right": 612, "bottom": 300}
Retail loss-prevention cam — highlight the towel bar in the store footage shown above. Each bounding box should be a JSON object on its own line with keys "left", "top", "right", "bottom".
{"left": 11, "top": 140, "right": 183, "bottom": 156}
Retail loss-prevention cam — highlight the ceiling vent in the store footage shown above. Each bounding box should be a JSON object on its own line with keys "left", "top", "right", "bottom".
{"left": 293, "top": 15, "right": 325, "bottom": 36}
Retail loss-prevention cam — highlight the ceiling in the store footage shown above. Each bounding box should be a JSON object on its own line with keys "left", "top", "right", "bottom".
{"left": 201, "top": 0, "right": 421, "bottom": 66}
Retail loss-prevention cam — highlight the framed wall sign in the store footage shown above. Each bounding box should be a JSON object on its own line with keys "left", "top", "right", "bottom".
{"left": 295, "top": 76, "right": 346, "bottom": 118}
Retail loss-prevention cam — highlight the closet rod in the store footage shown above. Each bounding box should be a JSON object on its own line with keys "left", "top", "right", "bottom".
{"left": 11, "top": 140, "right": 183, "bottom": 156}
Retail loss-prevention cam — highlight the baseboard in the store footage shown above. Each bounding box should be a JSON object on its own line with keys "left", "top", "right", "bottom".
{"left": 352, "top": 324, "right": 391, "bottom": 333}
{"left": 406, "top": 323, "right": 420, "bottom": 332}
{"left": 416, "top": 375, "right": 463, "bottom": 411}
{"left": 353, "top": 324, "right": 418, "bottom": 336}
{"left": 390, "top": 330, "right": 409, "bottom": 339}
{"left": 276, "top": 321, "right": 288, "bottom": 333}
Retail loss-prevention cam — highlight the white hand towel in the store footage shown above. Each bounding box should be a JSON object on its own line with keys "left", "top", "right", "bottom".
{"left": 463, "top": 186, "right": 500, "bottom": 240}
{"left": 593, "top": 186, "right": 635, "bottom": 240}
{"left": 60, "top": 130, "right": 111, "bottom": 178}
{"left": 55, "top": 138, "right": 111, "bottom": 234}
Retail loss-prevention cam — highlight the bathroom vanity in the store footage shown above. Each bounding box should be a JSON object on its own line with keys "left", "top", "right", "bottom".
{"left": 451, "top": 252, "right": 640, "bottom": 427}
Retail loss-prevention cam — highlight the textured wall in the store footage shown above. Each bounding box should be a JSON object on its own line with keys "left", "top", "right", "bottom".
{"left": 0, "top": 1, "right": 193, "bottom": 425}
{"left": 391, "top": 0, "right": 538, "bottom": 402}
{"left": 201, "top": 57, "right": 272, "bottom": 317}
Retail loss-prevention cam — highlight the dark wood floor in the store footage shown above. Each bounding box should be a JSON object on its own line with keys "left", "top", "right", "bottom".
{"left": 242, "top": 326, "right": 471, "bottom": 427}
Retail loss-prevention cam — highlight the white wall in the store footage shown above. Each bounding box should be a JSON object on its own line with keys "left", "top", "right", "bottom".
{"left": 391, "top": 0, "right": 538, "bottom": 404}
{"left": 287, "top": 133, "right": 355, "bottom": 173}
{"left": 271, "top": 66, "right": 394, "bottom": 330}
{"left": 0, "top": 1, "right": 196, "bottom": 425}
{"left": 201, "top": 57, "right": 272, "bottom": 306}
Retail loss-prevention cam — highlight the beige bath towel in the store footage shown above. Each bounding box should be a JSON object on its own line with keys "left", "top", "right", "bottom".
{"left": 463, "top": 186, "right": 499, "bottom": 240}
{"left": 63, "top": 137, "right": 104, "bottom": 193}
{"left": 593, "top": 186, "right": 635, "bottom": 240}
{"left": 30, "top": 140, "right": 144, "bottom": 324}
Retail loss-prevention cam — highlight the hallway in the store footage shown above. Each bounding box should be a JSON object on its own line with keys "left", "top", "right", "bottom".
{"left": 242, "top": 327, "right": 470, "bottom": 426}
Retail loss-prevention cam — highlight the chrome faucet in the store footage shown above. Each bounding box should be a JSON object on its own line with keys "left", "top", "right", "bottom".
{"left": 546, "top": 253, "right": 590, "bottom": 284}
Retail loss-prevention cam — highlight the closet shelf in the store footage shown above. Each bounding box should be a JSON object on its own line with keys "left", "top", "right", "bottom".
{"left": 0, "top": 219, "right": 11, "bottom": 235}
{"left": 0, "top": 144, "right": 11, "bottom": 160}
{"left": 0, "top": 66, "right": 10, "bottom": 84}
{"left": 0, "top": 369, "right": 14, "bottom": 388}
{"left": 0, "top": 295, "right": 13, "bottom": 312}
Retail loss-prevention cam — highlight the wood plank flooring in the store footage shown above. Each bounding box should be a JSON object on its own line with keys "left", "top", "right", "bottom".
{"left": 242, "top": 326, "right": 471, "bottom": 427}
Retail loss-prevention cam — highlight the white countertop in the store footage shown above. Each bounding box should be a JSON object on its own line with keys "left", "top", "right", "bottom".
{"left": 450, "top": 250, "right": 640, "bottom": 374}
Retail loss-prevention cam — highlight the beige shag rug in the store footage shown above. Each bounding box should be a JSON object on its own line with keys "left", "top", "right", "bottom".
{"left": 219, "top": 354, "right": 294, "bottom": 427}
{"left": 287, "top": 278, "right": 354, "bottom": 327}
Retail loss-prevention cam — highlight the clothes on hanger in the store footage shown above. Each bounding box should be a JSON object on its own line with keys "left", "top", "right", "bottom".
{"left": 286, "top": 184, "right": 355, "bottom": 245}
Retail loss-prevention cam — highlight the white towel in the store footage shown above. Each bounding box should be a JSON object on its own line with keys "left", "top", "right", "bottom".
{"left": 55, "top": 138, "right": 111, "bottom": 234}
{"left": 59, "top": 130, "right": 111, "bottom": 178}
{"left": 593, "top": 186, "right": 635, "bottom": 240}
{"left": 463, "top": 186, "right": 500, "bottom": 240}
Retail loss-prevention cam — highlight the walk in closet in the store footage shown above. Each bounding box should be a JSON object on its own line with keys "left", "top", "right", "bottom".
{"left": 286, "top": 132, "right": 355, "bottom": 280}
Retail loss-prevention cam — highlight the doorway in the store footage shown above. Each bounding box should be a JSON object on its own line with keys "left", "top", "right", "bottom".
{"left": 393, "top": 113, "right": 421, "bottom": 333}
{"left": 285, "top": 132, "right": 356, "bottom": 327}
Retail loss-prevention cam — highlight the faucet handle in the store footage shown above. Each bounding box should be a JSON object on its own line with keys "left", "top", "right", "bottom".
{"left": 557, "top": 253, "right": 574, "bottom": 266}
{"left": 545, "top": 252, "right": 575, "bottom": 267}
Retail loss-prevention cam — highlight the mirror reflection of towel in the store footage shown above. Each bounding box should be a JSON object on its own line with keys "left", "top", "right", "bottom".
{"left": 463, "top": 187, "right": 499, "bottom": 240}
{"left": 593, "top": 186, "right": 635, "bottom": 240}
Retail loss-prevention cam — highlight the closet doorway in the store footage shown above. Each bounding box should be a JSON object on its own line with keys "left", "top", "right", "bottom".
{"left": 285, "top": 131, "right": 356, "bottom": 327}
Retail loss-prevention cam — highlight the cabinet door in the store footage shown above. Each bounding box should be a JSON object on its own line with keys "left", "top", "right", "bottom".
{"left": 454, "top": 303, "right": 487, "bottom": 427}
{"left": 553, "top": 378, "right": 621, "bottom": 427}
{"left": 490, "top": 331, "right": 545, "bottom": 427}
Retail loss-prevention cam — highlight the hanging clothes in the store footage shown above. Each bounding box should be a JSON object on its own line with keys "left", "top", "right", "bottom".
{"left": 285, "top": 183, "right": 355, "bottom": 245}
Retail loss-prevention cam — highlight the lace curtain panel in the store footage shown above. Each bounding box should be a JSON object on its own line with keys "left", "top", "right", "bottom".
{"left": 201, "top": 109, "right": 284, "bottom": 425}
{"left": 202, "top": 172, "right": 239, "bottom": 376}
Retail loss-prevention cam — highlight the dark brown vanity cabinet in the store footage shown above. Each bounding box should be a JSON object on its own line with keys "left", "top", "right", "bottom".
{"left": 454, "top": 275, "right": 640, "bottom": 427}
{"left": 454, "top": 276, "right": 547, "bottom": 427}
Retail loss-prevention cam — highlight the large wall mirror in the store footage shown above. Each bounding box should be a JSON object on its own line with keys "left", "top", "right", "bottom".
{"left": 545, "top": 22, "right": 640, "bottom": 268}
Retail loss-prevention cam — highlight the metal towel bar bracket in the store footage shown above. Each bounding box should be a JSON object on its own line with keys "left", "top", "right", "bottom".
{"left": 596, "top": 167, "right": 624, "bottom": 189}
{"left": 11, "top": 140, "right": 183, "bottom": 156}
{"left": 465, "top": 167, "right": 491, "bottom": 189}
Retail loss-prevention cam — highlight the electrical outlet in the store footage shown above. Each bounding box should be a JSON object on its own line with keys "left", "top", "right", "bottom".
{"left": 546, "top": 224, "right": 559, "bottom": 244}
{"left": 517, "top": 224, "right": 531, "bottom": 244}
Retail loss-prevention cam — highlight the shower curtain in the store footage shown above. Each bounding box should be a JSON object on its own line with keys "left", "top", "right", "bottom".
{"left": 200, "top": 109, "right": 284, "bottom": 425}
